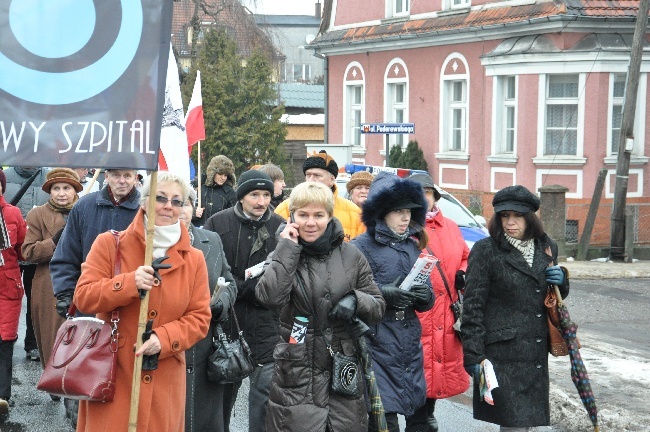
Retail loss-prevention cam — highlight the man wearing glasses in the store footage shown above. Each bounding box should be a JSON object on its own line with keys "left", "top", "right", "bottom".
{"left": 49, "top": 168, "right": 140, "bottom": 427}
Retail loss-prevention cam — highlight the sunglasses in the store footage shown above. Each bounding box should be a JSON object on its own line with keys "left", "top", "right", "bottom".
{"left": 154, "top": 195, "right": 184, "bottom": 208}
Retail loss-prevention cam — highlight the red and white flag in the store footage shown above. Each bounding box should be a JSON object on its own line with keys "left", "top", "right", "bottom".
{"left": 185, "top": 70, "right": 205, "bottom": 152}
{"left": 158, "top": 43, "right": 190, "bottom": 182}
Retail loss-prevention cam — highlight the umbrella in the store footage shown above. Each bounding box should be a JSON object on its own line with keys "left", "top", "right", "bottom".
{"left": 349, "top": 318, "right": 388, "bottom": 432}
{"left": 553, "top": 284, "right": 599, "bottom": 431}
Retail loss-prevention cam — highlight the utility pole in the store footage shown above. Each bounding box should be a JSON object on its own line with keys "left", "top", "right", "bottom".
{"left": 609, "top": 0, "right": 649, "bottom": 261}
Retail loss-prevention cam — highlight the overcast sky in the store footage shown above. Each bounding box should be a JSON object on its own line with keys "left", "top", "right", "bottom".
{"left": 241, "top": 0, "right": 320, "bottom": 15}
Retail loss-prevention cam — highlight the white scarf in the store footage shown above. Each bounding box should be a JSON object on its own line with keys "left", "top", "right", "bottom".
{"left": 144, "top": 216, "right": 182, "bottom": 258}
{"left": 504, "top": 234, "right": 535, "bottom": 267}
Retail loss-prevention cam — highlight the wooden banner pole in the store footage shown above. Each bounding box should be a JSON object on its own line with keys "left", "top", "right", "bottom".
{"left": 128, "top": 170, "right": 158, "bottom": 432}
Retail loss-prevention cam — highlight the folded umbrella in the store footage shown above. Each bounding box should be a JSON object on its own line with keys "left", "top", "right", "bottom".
{"left": 348, "top": 318, "right": 388, "bottom": 432}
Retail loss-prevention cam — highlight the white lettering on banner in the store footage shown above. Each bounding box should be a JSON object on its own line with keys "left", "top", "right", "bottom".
{"left": 60, "top": 120, "right": 153, "bottom": 154}
{"left": 1, "top": 121, "right": 45, "bottom": 152}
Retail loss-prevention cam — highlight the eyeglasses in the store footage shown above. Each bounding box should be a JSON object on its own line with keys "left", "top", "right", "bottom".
{"left": 154, "top": 195, "right": 184, "bottom": 208}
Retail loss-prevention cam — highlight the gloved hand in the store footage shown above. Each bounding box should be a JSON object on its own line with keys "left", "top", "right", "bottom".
{"left": 328, "top": 293, "right": 357, "bottom": 321}
{"left": 455, "top": 270, "right": 466, "bottom": 290}
{"left": 211, "top": 300, "right": 224, "bottom": 318}
{"left": 464, "top": 364, "right": 480, "bottom": 380}
{"left": 545, "top": 265, "right": 565, "bottom": 285}
{"left": 151, "top": 256, "right": 172, "bottom": 282}
{"left": 52, "top": 227, "right": 65, "bottom": 245}
{"left": 381, "top": 278, "right": 416, "bottom": 309}
{"left": 409, "top": 284, "right": 432, "bottom": 306}
{"left": 55, "top": 291, "right": 73, "bottom": 318}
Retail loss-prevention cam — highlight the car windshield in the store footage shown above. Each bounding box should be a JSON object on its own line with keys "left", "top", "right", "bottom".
{"left": 437, "top": 194, "right": 481, "bottom": 228}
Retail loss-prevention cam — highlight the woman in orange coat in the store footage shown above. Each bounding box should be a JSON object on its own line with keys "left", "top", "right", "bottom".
{"left": 74, "top": 172, "right": 211, "bottom": 432}
{"left": 407, "top": 173, "right": 470, "bottom": 432}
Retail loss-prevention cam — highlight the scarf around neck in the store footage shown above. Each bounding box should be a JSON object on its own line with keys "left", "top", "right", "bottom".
{"left": 144, "top": 215, "right": 182, "bottom": 258}
{"left": 504, "top": 233, "right": 535, "bottom": 267}
{"left": 47, "top": 196, "right": 78, "bottom": 213}
{"left": 299, "top": 219, "right": 342, "bottom": 257}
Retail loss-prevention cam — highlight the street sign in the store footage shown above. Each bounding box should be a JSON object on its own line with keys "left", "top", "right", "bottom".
{"left": 360, "top": 123, "right": 415, "bottom": 134}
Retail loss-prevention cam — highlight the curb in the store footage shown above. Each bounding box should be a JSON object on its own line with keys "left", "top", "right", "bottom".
{"left": 562, "top": 260, "right": 650, "bottom": 279}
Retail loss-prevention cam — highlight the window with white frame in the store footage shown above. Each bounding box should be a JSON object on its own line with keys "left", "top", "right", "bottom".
{"left": 443, "top": 0, "right": 470, "bottom": 10}
{"left": 346, "top": 85, "right": 364, "bottom": 146}
{"left": 394, "top": 0, "right": 409, "bottom": 15}
{"left": 610, "top": 74, "right": 625, "bottom": 154}
{"left": 443, "top": 79, "right": 467, "bottom": 151}
{"left": 496, "top": 76, "right": 517, "bottom": 154}
{"left": 282, "top": 63, "right": 312, "bottom": 83}
{"left": 545, "top": 74, "right": 579, "bottom": 156}
{"left": 387, "top": 82, "right": 407, "bottom": 146}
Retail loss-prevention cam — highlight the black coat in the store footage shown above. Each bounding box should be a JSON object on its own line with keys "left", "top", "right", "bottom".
{"left": 203, "top": 203, "right": 284, "bottom": 364}
{"left": 184, "top": 225, "right": 236, "bottom": 432}
{"left": 192, "top": 183, "right": 236, "bottom": 227}
{"left": 461, "top": 234, "right": 569, "bottom": 427}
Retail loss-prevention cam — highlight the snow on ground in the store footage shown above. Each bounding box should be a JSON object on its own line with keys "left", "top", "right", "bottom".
{"left": 549, "top": 334, "right": 650, "bottom": 431}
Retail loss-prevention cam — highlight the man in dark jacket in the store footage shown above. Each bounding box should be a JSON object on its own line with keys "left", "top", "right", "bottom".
{"left": 203, "top": 169, "right": 284, "bottom": 432}
{"left": 3, "top": 166, "right": 51, "bottom": 362}
{"left": 49, "top": 168, "right": 140, "bottom": 427}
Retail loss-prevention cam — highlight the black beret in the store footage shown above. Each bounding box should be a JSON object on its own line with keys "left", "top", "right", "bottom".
{"left": 236, "top": 170, "right": 274, "bottom": 201}
{"left": 492, "top": 185, "right": 540, "bottom": 214}
{"left": 302, "top": 150, "right": 338, "bottom": 178}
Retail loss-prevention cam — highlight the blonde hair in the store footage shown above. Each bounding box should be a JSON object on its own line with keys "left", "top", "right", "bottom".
{"left": 140, "top": 172, "right": 192, "bottom": 205}
{"left": 289, "top": 182, "right": 334, "bottom": 216}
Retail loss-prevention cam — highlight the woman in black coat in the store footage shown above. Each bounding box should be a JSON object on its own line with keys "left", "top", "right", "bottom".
{"left": 461, "top": 185, "right": 570, "bottom": 431}
{"left": 180, "top": 190, "right": 237, "bottom": 432}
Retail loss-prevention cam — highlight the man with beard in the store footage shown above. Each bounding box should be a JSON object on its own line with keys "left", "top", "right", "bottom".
{"left": 49, "top": 168, "right": 140, "bottom": 427}
{"left": 203, "top": 169, "right": 283, "bottom": 432}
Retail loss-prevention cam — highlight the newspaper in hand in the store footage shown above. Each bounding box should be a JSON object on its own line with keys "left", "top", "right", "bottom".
{"left": 245, "top": 261, "right": 265, "bottom": 281}
{"left": 399, "top": 253, "right": 438, "bottom": 290}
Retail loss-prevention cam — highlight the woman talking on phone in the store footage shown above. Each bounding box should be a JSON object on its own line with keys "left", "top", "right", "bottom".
{"left": 256, "top": 181, "right": 385, "bottom": 432}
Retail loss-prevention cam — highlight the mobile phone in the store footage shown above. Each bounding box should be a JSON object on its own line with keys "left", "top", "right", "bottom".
{"left": 290, "top": 212, "right": 296, "bottom": 224}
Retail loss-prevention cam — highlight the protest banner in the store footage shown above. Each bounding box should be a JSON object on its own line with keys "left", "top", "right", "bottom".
{"left": 0, "top": 1, "right": 173, "bottom": 170}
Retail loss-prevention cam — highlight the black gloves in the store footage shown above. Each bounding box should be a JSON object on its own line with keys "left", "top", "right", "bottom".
{"left": 465, "top": 364, "right": 480, "bottom": 380}
{"left": 142, "top": 319, "right": 159, "bottom": 371}
{"left": 409, "top": 284, "right": 433, "bottom": 306}
{"left": 52, "top": 227, "right": 65, "bottom": 245}
{"left": 151, "top": 256, "right": 171, "bottom": 282}
{"left": 211, "top": 300, "right": 224, "bottom": 318}
{"left": 55, "top": 291, "right": 73, "bottom": 318}
{"left": 455, "top": 270, "right": 466, "bottom": 290}
{"left": 328, "top": 293, "right": 357, "bottom": 321}
{"left": 381, "top": 278, "right": 416, "bottom": 309}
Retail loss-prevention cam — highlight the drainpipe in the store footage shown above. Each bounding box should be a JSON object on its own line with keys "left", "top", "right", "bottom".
{"left": 314, "top": 51, "right": 328, "bottom": 144}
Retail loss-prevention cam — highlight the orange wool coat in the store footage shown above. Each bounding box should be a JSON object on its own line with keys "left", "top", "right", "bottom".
{"left": 74, "top": 209, "right": 211, "bottom": 432}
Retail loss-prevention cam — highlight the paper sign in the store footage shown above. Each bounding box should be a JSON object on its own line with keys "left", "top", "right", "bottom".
{"left": 399, "top": 253, "right": 437, "bottom": 290}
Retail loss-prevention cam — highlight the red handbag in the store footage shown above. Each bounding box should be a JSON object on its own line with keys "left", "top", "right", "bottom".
{"left": 36, "top": 231, "right": 121, "bottom": 402}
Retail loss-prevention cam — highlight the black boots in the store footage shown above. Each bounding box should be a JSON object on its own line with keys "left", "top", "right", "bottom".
{"left": 426, "top": 398, "right": 438, "bottom": 432}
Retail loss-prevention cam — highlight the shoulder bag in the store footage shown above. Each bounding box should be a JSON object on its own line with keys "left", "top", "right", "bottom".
{"left": 36, "top": 231, "right": 121, "bottom": 402}
{"left": 207, "top": 304, "right": 255, "bottom": 384}
{"left": 427, "top": 247, "right": 463, "bottom": 338}
{"left": 544, "top": 286, "right": 568, "bottom": 356}
{"left": 296, "top": 273, "right": 361, "bottom": 399}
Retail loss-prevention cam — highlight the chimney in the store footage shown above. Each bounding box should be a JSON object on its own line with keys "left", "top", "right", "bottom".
{"left": 315, "top": 1, "right": 322, "bottom": 19}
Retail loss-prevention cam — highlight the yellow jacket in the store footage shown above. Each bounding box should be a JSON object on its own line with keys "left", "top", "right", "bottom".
{"left": 275, "top": 185, "right": 365, "bottom": 242}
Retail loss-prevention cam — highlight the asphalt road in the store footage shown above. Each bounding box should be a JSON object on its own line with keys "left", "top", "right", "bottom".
{"left": 2, "top": 278, "right": 648, "bottom": 431}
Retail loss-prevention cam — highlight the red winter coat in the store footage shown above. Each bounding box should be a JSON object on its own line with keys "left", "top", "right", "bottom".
{"left": 417, "top": 210, "right": 470, "bottom": 399}
{"left": 0, "top": 195, "right": 26, "bottom": 341}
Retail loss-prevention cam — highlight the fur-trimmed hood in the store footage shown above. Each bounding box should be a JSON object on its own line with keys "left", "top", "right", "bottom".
{"left": 361, "top": 172, "right": 427, "bottom": 236}
{"left": 205, "top": 155, "right": 236, "bottom": 187}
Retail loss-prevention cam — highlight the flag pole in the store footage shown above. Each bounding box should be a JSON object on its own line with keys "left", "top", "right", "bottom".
{"left": 197, "top": 141, "right": 202, "bottom": 209}
{"left": 128, "top": 170, "right": 158, "bottom": 432}
{"left": 84, "top": 168, "right": 102, "bottom": 194}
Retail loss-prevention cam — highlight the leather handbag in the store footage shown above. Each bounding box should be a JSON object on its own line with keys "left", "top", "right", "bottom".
{"left": 427, "top": 247, "right": 463, "bottom": 338}
{"left": 36, "top": 231, "right": 121, "bottom": 401}
{"left": 544, "top": 287, "right": 568, "bottom": 357}
{"left": 207, "top": 305, "right": 255, "bottom": 384}
{"left": 330, "top": 350, "right": 361, "bottom": 398}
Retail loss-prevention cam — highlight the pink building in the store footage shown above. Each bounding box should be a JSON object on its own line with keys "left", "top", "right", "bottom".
{"left": 311, "top": 0, "right": 650, "bottom": 244}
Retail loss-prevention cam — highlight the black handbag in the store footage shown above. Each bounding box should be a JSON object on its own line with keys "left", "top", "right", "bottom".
{"left": 206, "top": 305, "right": 255, "bottom": 384}
{"left": 296, "top": 273, "right": 360, "bottom": 398}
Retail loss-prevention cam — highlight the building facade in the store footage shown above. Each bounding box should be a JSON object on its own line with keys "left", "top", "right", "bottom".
{"left": 311, "top": 0, "right": 650, "bottom": 244}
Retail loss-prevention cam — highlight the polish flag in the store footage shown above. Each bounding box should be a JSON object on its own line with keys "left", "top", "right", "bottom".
{"left": 158, "top": 43, "right": 190, "bottom": 182}
{"left": 185, "top": 70, "right": 206, "bottom": 152}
